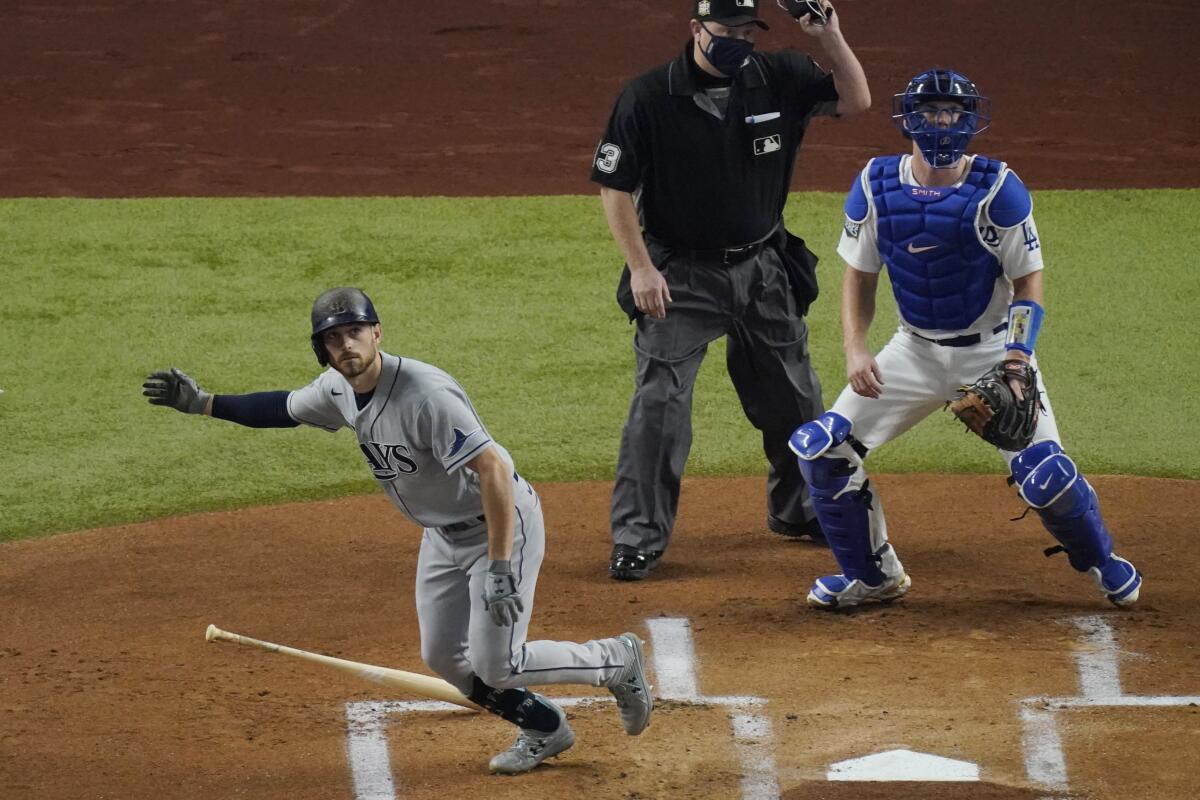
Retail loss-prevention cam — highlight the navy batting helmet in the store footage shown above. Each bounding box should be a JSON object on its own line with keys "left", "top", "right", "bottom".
{"left": 310, "top": 287, "right": 379, "bottom": 366}
{"left": 892, "top": 69, "right": 992, "bottom": 168}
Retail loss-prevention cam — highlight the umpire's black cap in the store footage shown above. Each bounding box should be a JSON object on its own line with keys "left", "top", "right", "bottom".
{"left": 694, "top": 0, "right": 770, "bottom": 29}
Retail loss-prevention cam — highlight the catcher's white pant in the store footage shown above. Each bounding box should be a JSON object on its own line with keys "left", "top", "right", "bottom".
{"left": 415, "top": 493, "right": 627, "bottom": 696}
{"left": 832, "top": 326, "right": 1061, "bottom": 460}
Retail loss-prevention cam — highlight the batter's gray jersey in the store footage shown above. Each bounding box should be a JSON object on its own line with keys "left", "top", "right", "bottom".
{"left": 286, "top": 352, "right": 534, "bottom": 528}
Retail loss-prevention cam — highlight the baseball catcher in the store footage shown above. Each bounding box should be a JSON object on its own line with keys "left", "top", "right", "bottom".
{"left": 785, "top": 69, "right": 1142, "bottom": 612}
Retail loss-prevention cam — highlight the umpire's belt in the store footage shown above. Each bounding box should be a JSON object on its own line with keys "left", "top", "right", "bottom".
{"left": 662, "top": 223, "right": 780, "bottom": 265}
{"left": 681, "top": 240, "right": 770, "bottom": 265}
{"left": 910, "top": 322, "right": 1008, "bottom": 348}
{"left": 437, "top": 514, "right": 487, "bottom": 534}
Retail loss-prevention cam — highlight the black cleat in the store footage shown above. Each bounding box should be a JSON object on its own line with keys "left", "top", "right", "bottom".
{"left": 608, "top": 544, "right": 664, "bottom": 581}
{"left": 767, "top": 515, "right": 827, "bottom": 545}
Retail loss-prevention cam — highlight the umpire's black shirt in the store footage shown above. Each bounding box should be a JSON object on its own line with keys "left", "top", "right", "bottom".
{"left": 591, "top": 41, "right": 838, "bottom": 250}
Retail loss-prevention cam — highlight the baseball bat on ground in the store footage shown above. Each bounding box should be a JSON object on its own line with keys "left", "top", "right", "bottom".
{"left": 205, "top": 624, "right": 479, "bottom": 711}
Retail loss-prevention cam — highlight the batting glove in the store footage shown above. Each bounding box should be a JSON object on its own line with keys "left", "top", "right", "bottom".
{"left": 143, "top": 367, "right": 211, "bottom": 414}
{"left": 483, "top": 560, "right": 524, "bottom": 627}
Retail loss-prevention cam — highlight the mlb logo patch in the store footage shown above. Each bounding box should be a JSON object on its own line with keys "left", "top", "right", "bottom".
{"left": 753, "top": 135, "right": 781, "bottom": 155}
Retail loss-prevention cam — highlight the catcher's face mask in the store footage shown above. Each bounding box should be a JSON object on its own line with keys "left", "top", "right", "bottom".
{"left": 891, "top": 69, "right": 992, "bottom": 169}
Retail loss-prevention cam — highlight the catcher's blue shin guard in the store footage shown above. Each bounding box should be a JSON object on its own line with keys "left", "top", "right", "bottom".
{"left": 789, "top": 413, "right": 910, "bottom": 608}
{"left": 1011, "top": 441, "right": 1142, "bottom": 607}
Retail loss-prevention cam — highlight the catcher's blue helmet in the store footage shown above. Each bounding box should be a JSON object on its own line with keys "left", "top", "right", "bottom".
{"left": 892, "top": 69, "right": 992, "bottom": 168}
{"left": 310, "top": 286, "right": 380, "bottom": 366}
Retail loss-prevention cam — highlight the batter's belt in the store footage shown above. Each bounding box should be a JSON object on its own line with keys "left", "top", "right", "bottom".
{"left": 436, "top": 514, "right": 487, "bottom": 535}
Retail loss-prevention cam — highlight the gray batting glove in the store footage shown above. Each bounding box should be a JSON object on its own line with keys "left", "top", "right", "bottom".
{"left": 483, "top": 560, "right": 524, "bottom": 627}
{"left": 142, "top": 367, "right": 211, "bottom": 414}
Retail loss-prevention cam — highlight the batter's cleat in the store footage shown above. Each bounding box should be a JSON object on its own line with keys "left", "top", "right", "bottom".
{"left": 608, "top": 544, "right": 663, "bottom": 581}
{"left": 767, "top": 515, "right": 827, "bottom": 544}
{"left": 807, "top": 571, "right": 912, "bottom": 610}
{"left": 1089, "top": 554, "right": 1142, "bottom": 608}
{"left": 607, "top": 633, "right": 653, "bottom": 735}
{"left": 488, "top": 699, "right": 575, "bottom": 775}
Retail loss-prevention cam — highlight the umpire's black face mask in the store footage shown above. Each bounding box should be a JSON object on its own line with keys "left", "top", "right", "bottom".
{"left": 698, "top": 21, "right": 755, "bottom": 76}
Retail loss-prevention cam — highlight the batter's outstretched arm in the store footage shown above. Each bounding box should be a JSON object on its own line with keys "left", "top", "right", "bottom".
{"left": 841, "top": 265, "right": 885, "bottom": 398}
{"left": 600, "top": 186, "right": 672, "bottom": 320}
{"left": 142, "top": 369, "right": 299, "bottom": 428}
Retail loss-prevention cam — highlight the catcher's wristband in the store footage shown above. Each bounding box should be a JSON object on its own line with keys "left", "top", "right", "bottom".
{"left": 1005, "top": 300, "right": 1044, "bottom": 356}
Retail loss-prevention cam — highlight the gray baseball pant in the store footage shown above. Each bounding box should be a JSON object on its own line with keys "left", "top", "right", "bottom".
{"left": 611, "top": 245, "right": 824, "bottom": 553}
{"left": 416, "top": 494, "right": 628, "bottom": 696}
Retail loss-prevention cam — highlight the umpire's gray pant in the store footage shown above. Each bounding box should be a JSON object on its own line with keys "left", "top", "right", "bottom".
{"left": 611, "top": 246, "right": 823, "bottom": 553}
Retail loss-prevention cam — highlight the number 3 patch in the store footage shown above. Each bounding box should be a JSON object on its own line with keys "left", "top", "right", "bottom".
{"left": 595, "top": 143, "right": 622, "bottom": 174}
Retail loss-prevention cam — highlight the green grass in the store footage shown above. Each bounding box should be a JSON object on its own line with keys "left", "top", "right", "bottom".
{"left": 1, "top": 191, "right": 1196, "bottom": 541}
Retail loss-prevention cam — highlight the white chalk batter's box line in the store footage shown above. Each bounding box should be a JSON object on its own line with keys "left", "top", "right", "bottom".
{"left": 345, "top": 617, "right": 778, "bottom": 800}
{"left": 1019, "top": 615, "right": 1200, "bottom": 797}
{"left": 344, "top": 615, "right": 1200, "bottom": 800}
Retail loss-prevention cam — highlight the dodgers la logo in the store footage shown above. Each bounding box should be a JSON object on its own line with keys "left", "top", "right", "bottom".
{"left": 360, "top": 441, "right": 418, "bottom": 480}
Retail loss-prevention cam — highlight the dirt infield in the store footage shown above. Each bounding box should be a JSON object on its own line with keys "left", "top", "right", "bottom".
{"left": 3, "top": 475, "right": 1198, "bottom": 799}
{"left": 4, "top": 2, "right": 1198, "bottom": 798}
{"left": 2, "top": 0, "right": 1197, "bottom": 197}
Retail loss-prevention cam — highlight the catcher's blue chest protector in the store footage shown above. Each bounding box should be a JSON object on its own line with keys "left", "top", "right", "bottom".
{"left": 866, "top": 155, "right": 1003, "bottom": 331}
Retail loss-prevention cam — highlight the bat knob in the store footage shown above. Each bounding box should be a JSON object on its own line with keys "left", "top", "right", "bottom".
{"left": 205, "top": 624, "right": 218, "bottom": 642}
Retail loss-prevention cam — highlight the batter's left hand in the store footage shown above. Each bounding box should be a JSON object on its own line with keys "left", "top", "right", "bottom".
{"left": 483, "top": 561, "right": 524, "bottom": 627}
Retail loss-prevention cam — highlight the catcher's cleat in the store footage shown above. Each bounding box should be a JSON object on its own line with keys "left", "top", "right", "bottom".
{"left": 608, "top": 544, "right": 663, "bottom": 581}
{"left": 607, "top": 633, "right": 653, "bottom": 736}
{"left": 767, "top": 515, "right": 827, "bottom": 545}
{"left": 807, "top": 571, "right": 912, "bottom": 610}
{"left": 1090, "top": 554, "right": 1142, "bottom": 608}
{"left": 488, "top": 700, "right": 575, "bottom": 775}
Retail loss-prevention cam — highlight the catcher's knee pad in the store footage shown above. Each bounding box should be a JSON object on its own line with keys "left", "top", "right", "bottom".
{"left": 1010, "top": 441, "right": 1113, "bottom": 571}
{"left": 789, "top": 413, "right": 887, "bottom": 583}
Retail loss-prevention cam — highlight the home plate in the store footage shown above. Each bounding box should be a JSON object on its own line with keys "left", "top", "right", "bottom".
{"left": 827, "top": 749, "right": 980, "bottom": 781}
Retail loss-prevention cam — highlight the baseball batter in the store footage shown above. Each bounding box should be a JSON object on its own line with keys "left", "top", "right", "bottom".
{"left": 142, "top": 287, "right": 652, "bottom": 774}
{"left": 787, "top": 70, "right": 1142, "bottom": 610}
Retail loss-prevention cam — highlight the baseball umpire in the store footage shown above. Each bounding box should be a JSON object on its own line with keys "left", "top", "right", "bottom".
{"left": 788, "top": 70, "right": 1142, "bottom": 610}
{"left": 592, "top": 0, "right": 870, "bottom": 580}
{"left": 143, "top": 287, "right": 653, "bottom": 774}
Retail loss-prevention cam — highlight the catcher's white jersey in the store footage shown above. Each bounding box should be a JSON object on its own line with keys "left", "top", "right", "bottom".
{"left": 287, "top": 352, "right": 535, "bottom": 528}
{"left": 837, "top": 155, "right": 1045, "bottom": 341}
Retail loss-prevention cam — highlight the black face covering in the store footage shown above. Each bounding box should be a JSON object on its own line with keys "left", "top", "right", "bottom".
{"left": 700, "top": 22, "right": 754, "bottom": 76}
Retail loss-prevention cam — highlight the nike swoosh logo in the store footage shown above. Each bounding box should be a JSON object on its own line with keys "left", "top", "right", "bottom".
{"left": 907, "top": 243, "right": 939, "bottom": 254}
{"left": 1038, "top": 474, "right": 1053, "bottom": 492}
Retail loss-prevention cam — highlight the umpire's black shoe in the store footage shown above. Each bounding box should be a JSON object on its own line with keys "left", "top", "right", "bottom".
{"left": 767, "top": 515, "right": 827, "bottom": 545}
{"left": 609, "top": 544, "right": 664, "bottom": 581}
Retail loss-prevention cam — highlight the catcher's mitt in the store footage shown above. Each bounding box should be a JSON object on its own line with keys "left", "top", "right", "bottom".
{"left": 777, "top": 0, "right": 831, "bottom": 24}
{"left": 948, "top": 359, "right": 1040, "bottom": 451}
